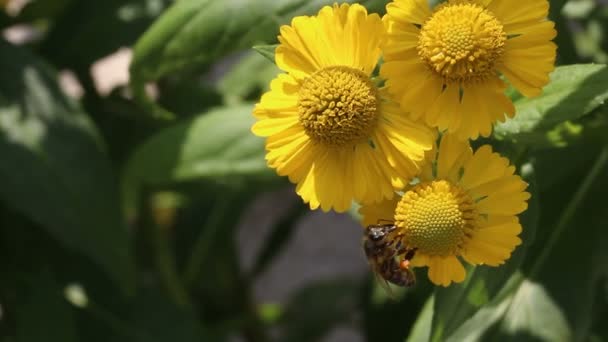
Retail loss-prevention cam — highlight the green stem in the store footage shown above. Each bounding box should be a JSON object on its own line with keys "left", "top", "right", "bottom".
{"left": 529, "top": 146, "right": 608, "bottom": 278}
{"left": 130, "top": 76, "right": 176, "bottom": 122}
{"left": 183, "top": 194, "right": 233, "bottom": 288}
{"left": 142, "top": 191, "right": 190, "bottom": 307}
{"left": 152, "top": 213, "right": 191, "bottom": 307}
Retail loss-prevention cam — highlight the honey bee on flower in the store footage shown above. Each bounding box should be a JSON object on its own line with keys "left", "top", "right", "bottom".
{"left": 360, "top": 135, "right": 530, "bottom": 286}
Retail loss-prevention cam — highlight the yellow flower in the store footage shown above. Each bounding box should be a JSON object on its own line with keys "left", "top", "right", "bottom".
{"left": 381, "top": 0, "right": 557, "bottom": 140}
{"left": 253, "top": 3, "right": 436, "bottom": 212}
{"left": 360, "top": 134, "right": 530, "bottom": 286}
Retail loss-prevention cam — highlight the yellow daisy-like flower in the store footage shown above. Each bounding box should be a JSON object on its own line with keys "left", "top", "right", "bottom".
{"left": 360, "top": 134, "right": 530, "bottom": 286}
{"left": 252, "top": 3, "right": 436, "bottom": 212}
{"left": 381, "top": 0, "right": 557, "bottom": 140}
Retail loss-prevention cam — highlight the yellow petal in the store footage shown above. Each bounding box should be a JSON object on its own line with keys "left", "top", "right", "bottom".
{"left": 385, "top": 0, "right": 432, "bottom": 25}
{"left": 351, "top": 143, "right": 396, "bottom": 204}
{"left": 487, "top": 0, "right": 549, "bottom": 32}
{"left": 469, "top": 175, "right": 528, "bottom": 202}
{"left": 276, "top": 3, "right": 383, "bottom": 78}
{"left": 253, "top": 74, "right": 299, "bottom": 118}
{"left": 436, "top": 134, "right": 472, "bottom": 182}
{"left": 462, "top": 238, "right": 515, "bottom": 266}
{"left": 252, "top": 116, "right": 299, "bottom": 137}
{"left": 427, "top": 255, "right": 466, "bottom": 287}
{"left": 476, "top": 192, "right": 531, "bottom": 215}
{"left": 382, "top": 61, "right": 444, "bottom": 121}
{"left": 426, "top": 83, "right": 461, "bottom": 131}
{"left": 460, "top": 145, "right": 509, "bottom": 189}
{"left": 359, "top": 197, "right": 401, "bottom": 227}
{"left": 456, "top": 79, "right": 514, "bottom": 140}
{"left": 499, "top": 40, "right": 557, "bottom": 97}
{"left": 296, "top": 162, "right": 321, "bottom": 210}
{"left": 375, "top": 99, "right": 436, "bottom": 182}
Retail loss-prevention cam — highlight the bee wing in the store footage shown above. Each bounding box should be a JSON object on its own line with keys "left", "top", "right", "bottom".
{"left": 369, "top": 261, "right": 396, "bottom": 300}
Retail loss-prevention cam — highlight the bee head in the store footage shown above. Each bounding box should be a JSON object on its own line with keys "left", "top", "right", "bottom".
{"left": 368, "top": 227, "right": 386, "bottom": 241}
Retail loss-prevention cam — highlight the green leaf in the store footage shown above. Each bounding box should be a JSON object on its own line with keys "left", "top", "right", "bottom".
{"left": 252, "top": 44, "right": 278, "bottom": 63}
{"left": 16, "top": 272, "right": 78, "bottom": 342}
{"left": 117, "top": 287, "right": 210, "bottom": 342}
{"left": 406, "top": 296, "right": 434, "bottom": 342}
{"left": 521, "top": 145, "right": 608, "bottom": 341}
{"left": 427, "top": 163, "right": 539, "bottom": 341}
{"left": 444, "top": 274, "right": 572, "bottom": 342}
{"left": 122, "top": 104, "right": 280, "bottom": 215}
{"left": 217, "top": 50, "right": 280, "bottom": 104}
{"left": 494, "top": 64, "right": 608, "bottom": 142}
{"left": 492, "top": 278, "right": 571, "bottom": 341}
{"left": 0, "top": 40, "right": 134, "bottom": 292}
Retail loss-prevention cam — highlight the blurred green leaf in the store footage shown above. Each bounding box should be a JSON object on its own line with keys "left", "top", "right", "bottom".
{"left": 117, "top": 287, "right": 210, "bottom": 342}
{"left": 426, "top": 163, "right": 539, "bottom": 341}
{"left": 122, "top": 104, "right": 280, "bottom": 215}
{"left": 0, "top": 40, "right": 134, "bottom": 292}
{"left": 406, "top": 295, "right": 434, "bottom": 342}
{"left": 495, "top": 279, "right": 571, "bottom": 341}
{"left": 445, "top": 274, "right": 572, "bottom": 342}
{"left": 129, "top": 0, "right": 386, "bottom": 118}
{"left": 495, "top": 64, "right": 608, "bottom": 143}
{"left": 217, "top": 51, "right": 279, "bottom": 104}
{"left": 252, "top": 44, "right": 278, "bottom": 64}
{"left": 16, "top": 272, "right": 78, "bottom": 342}
{"left": 15, "top": 0, "right": 73, "bottom": 22}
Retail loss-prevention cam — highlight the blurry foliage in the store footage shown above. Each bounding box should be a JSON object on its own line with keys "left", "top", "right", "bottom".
{"left": 0, "top": 0, "right": 606, "bottom": 341}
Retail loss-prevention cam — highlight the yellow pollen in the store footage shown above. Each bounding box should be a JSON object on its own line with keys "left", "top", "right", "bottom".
{"left": 394, "top": 180, "right": 476, "bottom": 256}
{"left": 417, "top": 2, "right": 506, "bottom": 84}
{"left": 298, "top": 66, "right": 379, "bottom": 146}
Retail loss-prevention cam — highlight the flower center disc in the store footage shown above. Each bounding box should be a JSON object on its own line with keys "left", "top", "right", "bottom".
{"left": 298, "top": 66, "right": 379, "bottom": 147}
{"left": 417, "top": 2, "right": 506, "bottom": 84}
{"left": 395, "top": 180, "right": 475, "bottom": 256}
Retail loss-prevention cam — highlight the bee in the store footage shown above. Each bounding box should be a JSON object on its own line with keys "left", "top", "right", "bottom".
{"left": 363, "top": 222, "right": 417, "bottom": 290}
{"left": 363, "top": 222, "right": 397, "bottom": 258}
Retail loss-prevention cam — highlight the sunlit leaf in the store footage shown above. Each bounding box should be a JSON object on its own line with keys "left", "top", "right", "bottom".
{"left": 495, "top": 64, "right": 608, "bottom": 143}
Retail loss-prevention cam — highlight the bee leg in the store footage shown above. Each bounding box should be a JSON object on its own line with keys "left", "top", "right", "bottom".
{"left": 403, "top": 248, "right": 417, "bottom": 261}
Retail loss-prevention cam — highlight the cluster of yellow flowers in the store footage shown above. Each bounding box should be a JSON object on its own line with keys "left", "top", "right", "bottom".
{"left": 252, "top": 0, "right": 556, "bottom": 286}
